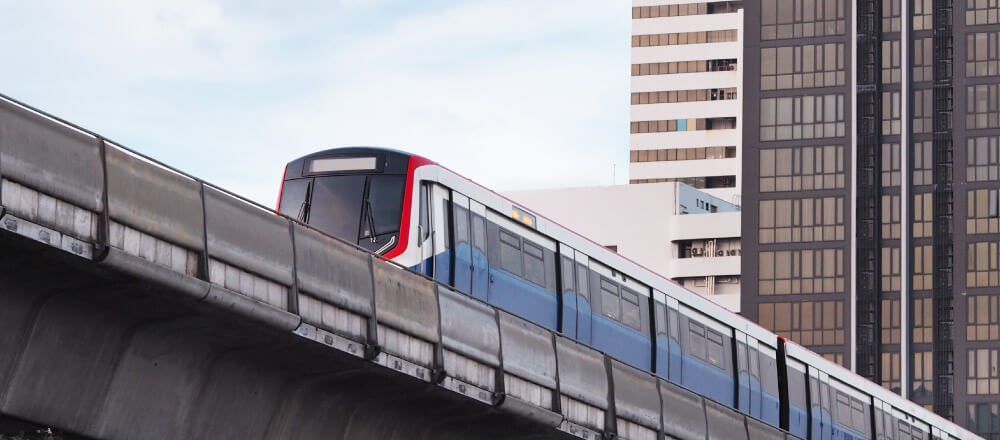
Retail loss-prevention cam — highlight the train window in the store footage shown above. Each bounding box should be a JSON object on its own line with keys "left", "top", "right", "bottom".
{"left": 759, "top": 351, "right": 779, "bottom": 395}
{"left": 472, "top": 214, "right": 487, "bottom": 253}
{"left": 688, "top": 321, "right": 707, "bottom": 360}
{"left": 669, "top": 308, "right": 680, "bottom": 339}
{"left": 419, "top": 184, "right": 430, "bottom": 241}
{"left": 562, "top": 257, "right": 575, "bottom": 294}
{"left": 706, "top": 331, "right": 725, "bottom": 367}
{"left": 364, "top": 175, "right": 406, "bottom": 237}
{"left": 278, "top": 179, "right": 310, "bottom": 220}
{"left": 621, "top": 288, "right": 641, "bottom": 330}
{"left": 499, "top": 229, "right": 522, "bottom": 276}
{"left": 523, "top": 241, "right": 546, "bottom": 287}
{"left": 601, "top": 278, "right": 621, "bottom": 320}
{"left": 453, "top": 204, "right": 470, "bottom": 246}
{"left": 576, "top": 264, "right": 590, "bottom": 302}
{"left": 835, "top": 392, "right": 852, "bottom": 426}
{"left": 654, "top": 302, "right": 667, "bottom": 336}
{"left": 310, "top": 175, "right": 366, "bottom": 241}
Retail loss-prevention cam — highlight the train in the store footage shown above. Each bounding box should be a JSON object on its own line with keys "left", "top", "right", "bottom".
{"left": 277, "top": 147, "right": 980, "bottom": 440}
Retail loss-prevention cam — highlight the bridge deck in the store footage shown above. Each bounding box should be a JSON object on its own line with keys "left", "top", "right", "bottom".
{"left": 0, "top": 94, "right": 793, "bottom": 440}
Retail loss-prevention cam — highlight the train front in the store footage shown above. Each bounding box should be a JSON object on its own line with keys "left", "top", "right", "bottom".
{"left": 277, "top": 147, "right": 416, "bottom": 256}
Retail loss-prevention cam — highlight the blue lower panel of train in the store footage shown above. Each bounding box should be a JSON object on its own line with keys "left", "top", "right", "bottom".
{"left": 488, "top": 269, "right": 558, "bottom": 330}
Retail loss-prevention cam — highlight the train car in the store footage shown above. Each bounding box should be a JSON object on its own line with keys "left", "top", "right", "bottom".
{"left": 277, "top": 147, "right": 981, "bottom": 440}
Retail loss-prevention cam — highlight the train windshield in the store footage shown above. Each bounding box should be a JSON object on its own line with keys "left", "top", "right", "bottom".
{"left": 279, "top": 174, "right": 406, "bottom": 252}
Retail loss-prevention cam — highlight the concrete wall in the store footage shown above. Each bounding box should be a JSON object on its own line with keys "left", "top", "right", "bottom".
{"left": 0, "top": 237, "right": 571, "bottom": 440}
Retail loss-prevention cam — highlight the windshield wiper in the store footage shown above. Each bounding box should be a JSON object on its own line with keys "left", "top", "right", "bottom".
{"left": 297, "top": 181, "right": 313, "bottom": 222}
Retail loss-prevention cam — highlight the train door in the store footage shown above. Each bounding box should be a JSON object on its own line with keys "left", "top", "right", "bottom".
{"left": 652, "top": 291, "right": 681, "bottom": 381}
{"left": 450, "top": 192, "right": 473, "bottom": 293}
{"left": 735, "top": 332, "right": 753, "bottom": 416}
{"left": 428, "top": 183, "right": 452, "bottom": 285}
{"left": 468, "top": 200, "right": 489, "bottom": 302}
{"left": 574, "top": 252, "right": 592, "bottom": 344}
{"left": 559, "top": 244, "right": 579, "bottom": 338}
{"left": 809, "top": 369, "right": 834, "bottom": 440}
{"left": 416, "top": 183, "right": 434, "bottom": 276}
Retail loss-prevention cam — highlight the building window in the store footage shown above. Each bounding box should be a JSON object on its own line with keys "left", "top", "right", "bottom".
{"left": 913, "top": 37, "right": 933, "bottom": 82}
{"left": 968, "top": 241, "right": 1000, "bottom": 288}
{"left": 759, "top": 145, "right": 845, "bottom": 192}
{"left": 913, "top": 245, "right": 933, "bottom": 291}
{"left": 968, "top": 136, "right": 1000, "bottom": 182}
{"left": 760, "top": 94, "right": 846, "bottom": 141}
{"left": 758, "top": 249, "right": 844, "bottom": 295}
{"left": 967, "top": 31, "right": 1000, "bottom": 77}
{"left": 967, "top": 0, "right": 1000, "bottom": 26}
{"left": 881, "top": 351, "right": 901, "bottom": 394}
{"left": 881, "top": 246, "right": 901, "bottom": 293}
{"left": 883, "top": 0, "right": 902, "bottom": 31}
{"left": 968, "top": 189, "right": 1000, "bottom": 235}
{"left": 630, "top": 146, "right": 736, "bottom": 163}
{"left": 631, "top": 117, "right": 736, "bottom": 134}
{"left": 881, "top": 298, "right": 901, "bottom": 344}
{"left": 912, "top": 351, "right": 933, "bottom": 400}
{"left": 913, "top": 141, "right": 933, "bottom": 186}
{"left": 760, "top": 43, "right": 846, "bottom": 90}
{"left": 632, "top": 2, "right": 743, "bottom": 18}
{"left": 631, "top": 59, "right": 738, "bottom": 76}
{"left": 882, "top": 143, "right": 901, "bottom": 187}
{"left": 882, "top": 90, "right": 902, "bottom": 135}
{"left": 913, "top": 0, "right": 933, "bottom": 29}
{"left": 631, "top": 88, "right": 737, "bottom": 105}
{"left": 761, "top": 0, "right": 846, "bottom": 40}
{"left": 759, "top": 197, "right": 845, "bottom": 244}
{"left": 758, "top": 300, "right": 844, "bottom": 347}
{"left": 913, "top": 89, "right": 933, "bottom": 134}
{"left": 632, "top": 30, "right": 738, "bottom": 47}
{"left": 968, "top": 295, "right": 1000, "bottom": 341}
{"left": 913, "top": 297, "right": 934, "bottom": 343}
{"left": 881, "top": 194, "right": 901, "bottom": 239}
{"left": 630, "top": 176, "right": 736, "bottom": 188}
{"left": 968, "top": 348, "right": 1000, "bottom": 395}
{"left": 968, "top": 84, "right": 1000, "bottom": 129}
{"left": 882, "top": 40, "right": 901, "bottom": 84}
{"left": 913, "top": 193, "right": 933, "bottom": 238}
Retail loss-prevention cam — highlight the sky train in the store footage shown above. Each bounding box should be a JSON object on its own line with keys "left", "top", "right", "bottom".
{"left": 277, "top": 147, "right": 980, "bottom": 440}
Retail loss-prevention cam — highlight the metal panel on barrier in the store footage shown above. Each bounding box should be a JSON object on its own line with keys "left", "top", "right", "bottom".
{"left": 556, "top": 336, "right": 608, "bottom": 410}
{"left": 609, "top": 359, "right": 661, "bottom": 431}
{"left": 439, "top": 288, "right": 499, "bottom": 367}
{"left": 747, "top": 417, "right": 784, "bottom": 440}
{"left": 498, "top": 311, "right": 556, "bottom": 388}
{"left": 660, "top": 378, "right": 707, "bottom": 440}
{"left": 705, "top": 400, "right": 748, "bottom": 440}
{"left": 294, "top": 224, "right": 374, "bottom": 317}
{"left": 204, "top": 186, "right": 294, "bottom": 286}
{"left": 372, "top": 259, "right": 439, "bottom": 343}
{"left": 105, "top": 145, "right": 204, "bottom": 251}
{"left": 0, "top": 98, "right": 103, "bottom": 212}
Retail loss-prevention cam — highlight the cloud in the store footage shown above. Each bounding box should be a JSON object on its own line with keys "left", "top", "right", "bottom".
{"left": 0, "top": 0, "right": 630, "bottom": 205}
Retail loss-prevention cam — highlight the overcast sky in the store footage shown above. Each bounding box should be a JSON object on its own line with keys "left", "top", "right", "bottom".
{"left": 1, "top": 0, "right": 630, "bottom": 206}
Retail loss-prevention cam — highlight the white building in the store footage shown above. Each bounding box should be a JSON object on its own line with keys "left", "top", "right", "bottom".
{"left": 629, "top": 1, "right": 744, "bottom": 203}
{"left": 506, "top": 182, "right": 742, "bottom": 312}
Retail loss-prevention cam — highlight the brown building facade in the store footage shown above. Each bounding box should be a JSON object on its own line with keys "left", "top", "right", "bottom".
{"left": 742, "top": 0, "right": 1000, "bottom": 435}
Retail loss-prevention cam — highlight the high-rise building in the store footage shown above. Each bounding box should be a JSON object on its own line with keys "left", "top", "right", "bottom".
{"left": 630, "top": 1, "right": 744, "bottom": 202}
{"left": 741, "top": 0, "right": 999, "bottom": 432}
